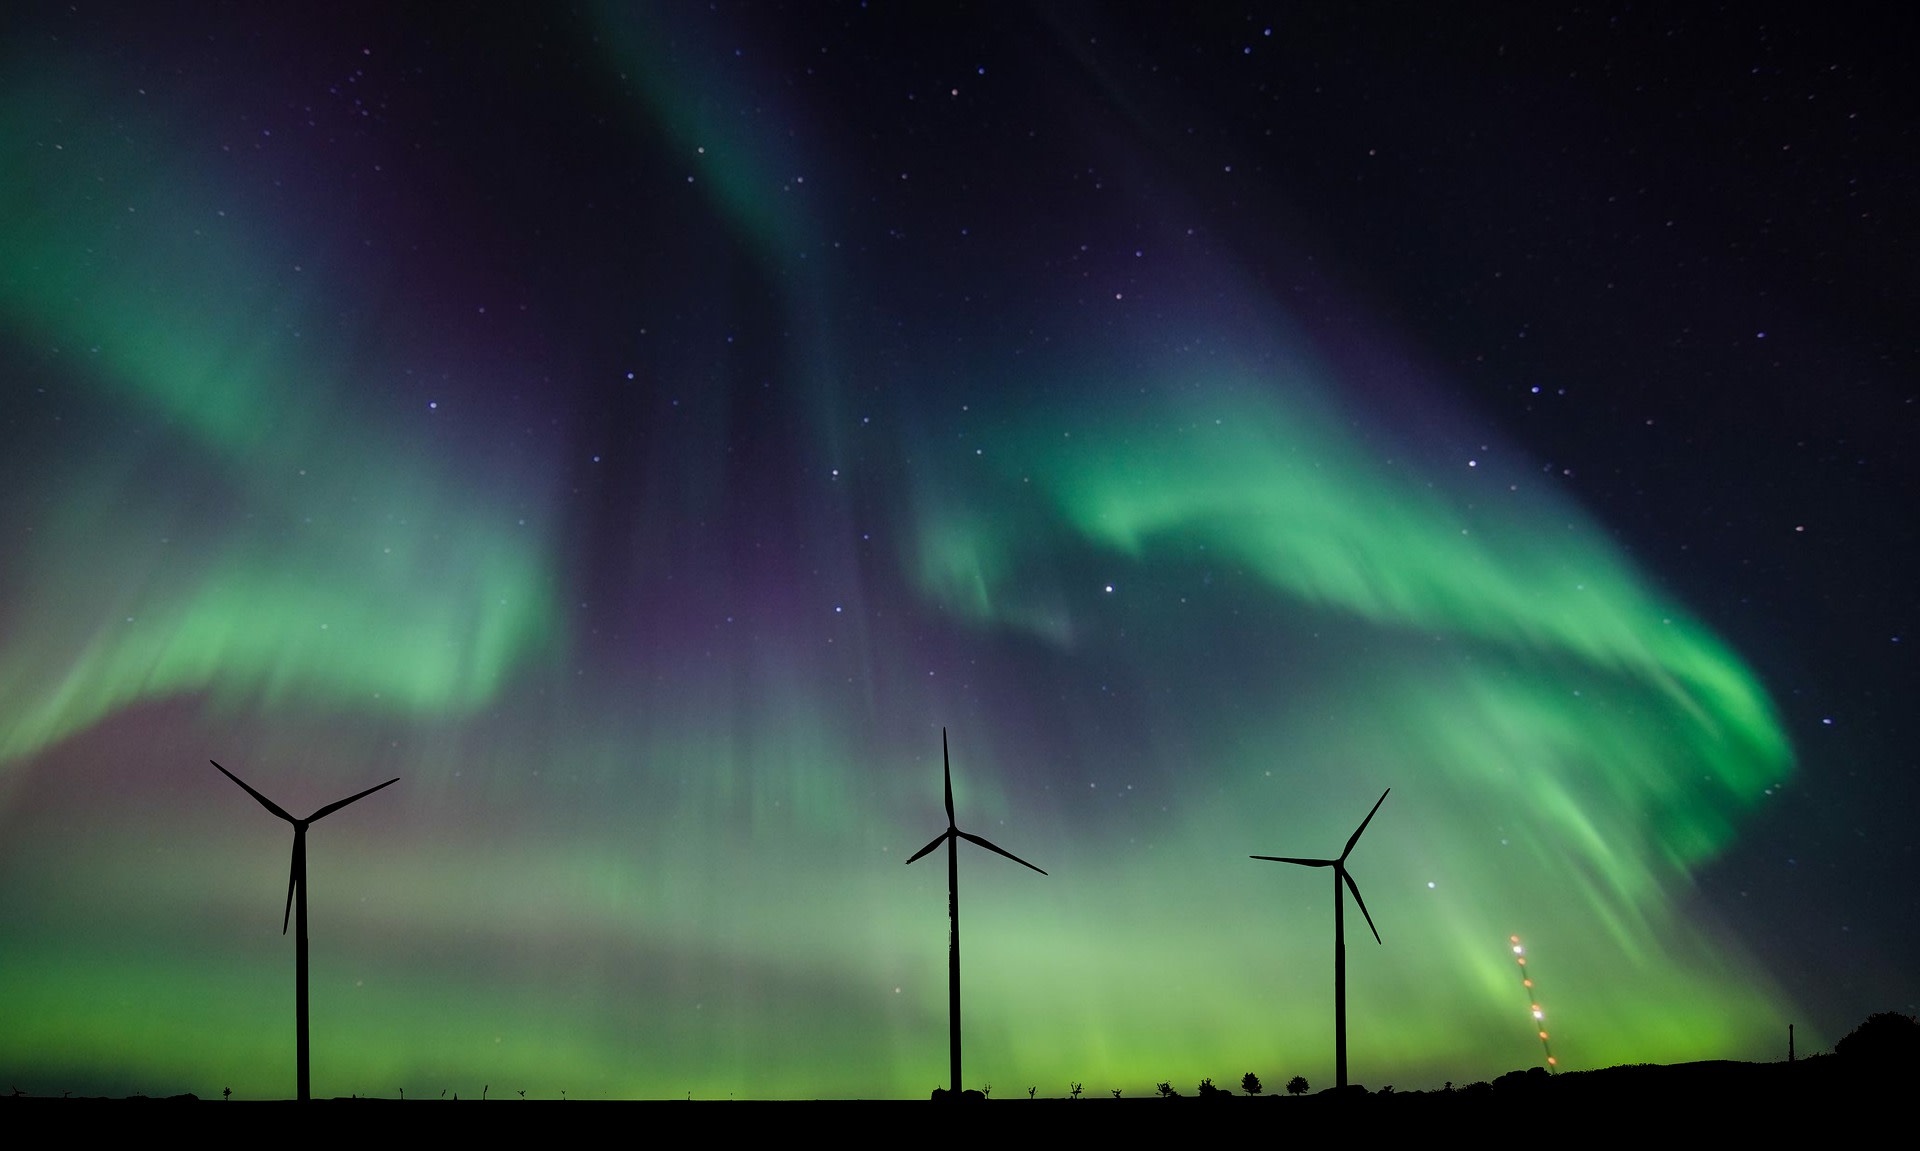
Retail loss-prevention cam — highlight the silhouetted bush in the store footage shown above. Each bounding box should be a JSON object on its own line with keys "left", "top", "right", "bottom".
{"left": 1286, "top": 1075, "right": 1309, "bottom": 1095}
{"left": 1835, "top": 1012, "right": 1920, "bottom": 1067}
{"left": 1493, "top": 1066, "right": 1551, "bottom": 1094}
{"left": 1156, "top": 1081, "right": 1179, "bottom": 1098}
{"left": 929, "top": 1087, "right": 986, "bottom": 1101}
{"left": 1241, "top": 1072, "right": 1262, "bottom": 1096}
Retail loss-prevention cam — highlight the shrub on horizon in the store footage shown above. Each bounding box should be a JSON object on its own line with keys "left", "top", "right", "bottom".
{"left": 1835, "top": 1011, "right": 1920, "bottom": 1067}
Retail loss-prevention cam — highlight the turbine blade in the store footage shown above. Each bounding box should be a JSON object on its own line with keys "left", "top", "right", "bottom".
{"left": 307, "top": 777, "right": 400, "bottom": 822}
{"left": 956, "top": 829, "right": 1047, "bottom": 875}
{"left": 1250, "top": 855, "right": 1335, "bottom": 866}
{"left": 942, "top": 728, "right": 955, "bottom": 826}
{"left": 1343, "top": 869, "right": 1381, "bottom": 945}
{"left": 1341, "top": 788, "right": 1391, "bottom": 861}
{"left": 906, "top": 830, "right": 949, "bottom": 865}
{"left": 282, "top": 839, "right": 299, "bottom": 935}
{"left": 211, "top": 761, "right": 295, "bottom": 823}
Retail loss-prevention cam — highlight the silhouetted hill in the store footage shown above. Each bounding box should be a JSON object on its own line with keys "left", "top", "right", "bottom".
{"left": 0, "top": 1057, "right": 1893, "bottom": 1136}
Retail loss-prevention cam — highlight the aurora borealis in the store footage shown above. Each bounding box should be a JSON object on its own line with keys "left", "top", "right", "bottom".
{"left": 2, "top": 2, "right": 1914, "bottom": 1100}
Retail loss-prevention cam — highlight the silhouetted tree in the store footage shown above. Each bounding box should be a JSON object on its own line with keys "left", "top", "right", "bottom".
{"left": 1069, "top": 1082, "right": 1082, "bottom": 1099}
{"left": 1197, "top": 1077, "right": 1225, "bottom": 1097}
{"left": 222, "top": 1087, "right": 231, "bottom": 1101}
{"left": 1494, "top": 1067, "right": 1550, "bottom": 1095}
{"left": 1157, "top": 1081, "right": 1179, "bottom": 1098}
{"left": 1111, "top": 1089, "right": 1121, "bottom": 1099}
{"left": 1286, "top": 1075, "right": 1309, "bottom": 1096}
{"left": 1028, "top": 1086, "right": 1035, "bottom": 1100}
{"left": 1241, "top": 1072, "right": 1262, "bottom": 1095}
{"left": 1836, "top": 1011, "right": 1920, "bottom": 1067}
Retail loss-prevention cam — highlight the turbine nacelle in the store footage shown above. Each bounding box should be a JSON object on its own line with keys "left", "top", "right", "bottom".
{"left": 1251, "top": 787, "right": 1387, "bottom": 945}
{"left": 904, "top": 730, "right": 1047, "bottom": 876}
{"left": 213, "top": 762, "right": 398, "bottom": 934}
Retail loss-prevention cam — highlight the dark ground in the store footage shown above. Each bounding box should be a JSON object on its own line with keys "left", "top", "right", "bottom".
{"left": 0, "top": 1058, "right": 1890, "bottom": 1135}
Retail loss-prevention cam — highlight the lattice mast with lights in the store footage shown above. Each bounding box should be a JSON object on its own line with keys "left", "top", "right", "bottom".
{"left": 1510, "top": 935, "right": 1557, "bottom": 1073}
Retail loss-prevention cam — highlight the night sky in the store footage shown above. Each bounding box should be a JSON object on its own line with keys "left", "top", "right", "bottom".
{"left": 1, "top": 2, "right": 1913, "bottom": 1101}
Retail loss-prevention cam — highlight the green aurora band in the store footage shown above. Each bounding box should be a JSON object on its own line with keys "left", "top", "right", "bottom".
{"left": 0, "top": 68, "right": 559, "bottom": 769}
{"left": 0, "top": 17, "right": 1802, "bottom": 1102}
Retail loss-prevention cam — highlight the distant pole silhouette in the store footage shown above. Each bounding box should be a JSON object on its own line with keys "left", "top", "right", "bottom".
{"left": 1252, "top": 788, "right": 1389, "bottom": 1090}
{"left": 213, "top": 760, "right": 397, "bottom": 1102}
{"left": 906, "top": 729, "right": 1046, "bottom": 1097}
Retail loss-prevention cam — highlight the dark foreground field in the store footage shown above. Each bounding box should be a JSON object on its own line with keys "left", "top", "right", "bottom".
{"left": 1, "top": 1058, "right": 1887, "bottom": 1136}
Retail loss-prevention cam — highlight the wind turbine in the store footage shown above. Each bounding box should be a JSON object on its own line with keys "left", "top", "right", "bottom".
{"left": 212, "top": 760, "right": 398, "bottom": 1102}
{"left": 905, "top": 728, "right": 1045, "bottom": 1099}
{"left": 1252, "top": 787, "right": 1389, "bottom": 1090}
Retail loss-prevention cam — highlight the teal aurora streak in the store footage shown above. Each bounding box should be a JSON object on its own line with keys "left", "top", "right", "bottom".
{"left": 0, "top": 12, "right": 1800, "bottom": 1101}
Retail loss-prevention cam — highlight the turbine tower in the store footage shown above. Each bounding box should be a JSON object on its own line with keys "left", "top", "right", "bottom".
{"left": 905, "top": 728, "right": 1045, "bottom": 1099}
{"left": 213, "top": 760, "right": 398, "bottom": 1102}
{"left": 1252, "top": 787, "right": 1389, "bottom": 1090}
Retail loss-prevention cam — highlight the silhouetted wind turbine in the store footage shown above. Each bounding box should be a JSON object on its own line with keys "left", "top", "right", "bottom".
{"left": 1252, "top": 787, "right": 1389, "bottom": 1090}
{"left": 212, "top": 760, "right": 398, "bottom": 1102}
{"left": 905, "top": 728, "right": 1045, "bottom": 1099}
